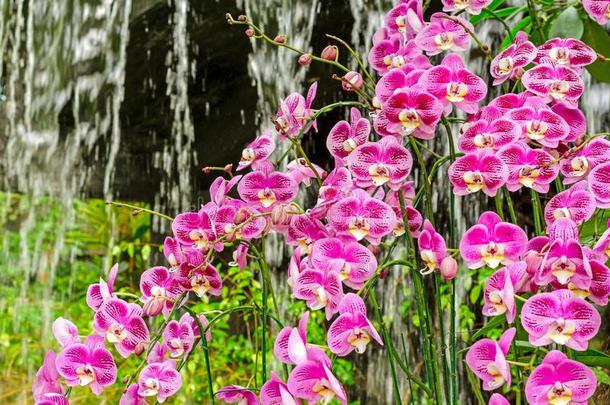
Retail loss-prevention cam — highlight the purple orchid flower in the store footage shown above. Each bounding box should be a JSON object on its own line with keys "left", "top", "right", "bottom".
{"left": 139, "top": 266, "right": 183, "bottom": 318}
{"left": 309, "top": 237, "right": 377, "bottom": 289}
{"left": 293, "top": 269, "right": 344, "bottom": 320}
{"left": 286, "top": 214, "right": 330, "bottom": 253}
{"left": 559, "top": 137, "right": 610, "bottom": 184}
{"left": 214, "top": 201, "right": 266, "bottom": 242}
{"left": 137, "top": 360, "right": 182, "bottom": 403}
{"left": 35, "top": 394, "right": 69, "bottom": 405}
{"left": 56, "top": 334, "right": 117, "bottom": 395}
{"left": 521, "top": 289, "right": 600, "bottom": 350}
{"left": 52, "top": 317, "right": 80, "bottom": 348}
{"left": 544, "top": 181, "right": 596, "bottom": 226}
{"left": 592, "top": 220, "right": 610, "bottom": 261}
{"left": 287, "top": 158, "right": 326, "bottom": 187}
{"left": 327, "top": 293, "right": 383, "bottom": 356}
{"left": 490, "top": 31, "right": 536, "bottom": 85}
{"left": 347, "top": 137, "right": 413, "bottom": 190}
{"left": 260, "top": 372, "right": 299, "bottom": 405}
{"left": 488, "top": 393, "right": 510, "bottom": 405}
{"left": 311, "top": 167, "right": 354, "bottom": 219}
{"left": 287, "top": 359, "right": 347, "bottom": 405}
{"left": 498, "top": 142, "right": 559, "bottom": 193}
{"left": 237, "top": 169, "right": 298, "bottom": 209}
{"left": 521, "top": 60, "right": 584, "bottom": 107}
{"left": 374, "top": 87, "right": 443, "bottom": 139}
{"left": 415, "top": 13, "right": 473, "bottom": 55}
{"left": 216, "top": 386, "right": 259, "bottom": 405}
{"left": 326, "top": 108, "right": 371, "bottom": 161}
{"left": 418, "top": 220, "right": 449, "bottom": 274}
{"left": 86, "top": 264, "right": 118, "bottom": 312}
{"left": 33, "top": 351, "right": 64, "bottom": 402}
{"left": 584, "top": 259, "right": 610, "bottom": 305}
{"left": 583, "top": 0, "right": 610, "bottom": 24}
{"left": 458, "top": 114, "right": 520, "bottom": 152}
{"left": 172, "top": 207, "right": 217, "bottom": 252}
{"left": 535, "top": 38, "right": 597, "bottom": 69}
{"left": 274, "top": 82, "right": 317, "bottom": 138}
{"left": 369, "top": 36, "right": 427, "bottom": 76}
{"left": 551, "top": 103, "right": 586, "bottom": 143}
{"left": 442, "top": 0, "right": 492, "bottom": 14}
{"left": 483, "top": 262, "right": 527, "bottom": 323}
{"left": 120, "top": 384, "right": 147, "bottom": 405}
{"left": 180, "top": 312, "right": 212, "bottom": 343}
{"left": 374, "top": 67, "right": 425, "bottom": 105}
{"left": 448, "top": 151, "right": 509, "bottom": 197}
{"left": 460, "top": 211, "right": 528, "bottom": 269}
{"left": 162, "top": 318, "right": 195, "bottom": 358}
{"left": 465, "top": 327, "right": 515, "bottom": 391}
{"left": 93, "top": 298, "right": 150, "bottom": 358}
{"left": 420, "top": 53, "right": 487, "bottom": 114}
{"left": 525, "top": 350, "right": 597, "bottom": 404}
{"left": 237, "top": 132, "right": 276, "bottom": 171}
{"left": 504, "top": 102, "right": 570, "bottom": 148}
{"left": 327, "top": 189, "right": 397, "bottom": 244}
{"left": 589, "top": 161, "right": 610, "bottom": 208}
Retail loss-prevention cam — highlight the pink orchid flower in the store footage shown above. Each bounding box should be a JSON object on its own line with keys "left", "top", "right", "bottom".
{"left": 374, "top": 87, "right": 443, "bottom": 139}
{"left": 551, "top": 103, "right": 586, "bottom": 143}
{"left": 544, "top": 181, "right": 596, "bottom": 226}
{"left": 374, "top": 67, "right": 425, "bottom": 105}
{"left": 498, "top": 142, "right": 559, "bottom": 193}
{"left": 293, "top": 269, "right": 344, "bottom": 320}
{"left": 139, "top": 266, "right": 183, "bottom": 318}
{"left": 163, "top": 237, "right": 190, "bottom": 270}
{"left": 260, "top": 372, "right": 299, "bottom": 405}
{"left": 327, "top": 189, "right": 397, "bottom": 244}
{"left": 216, "top": 386, "right": 259, "bottom": 405}
{"left": 521, "top": 60, "right": 584, "bottom": 106}
{"left": 584, "top": 259, "right": 610, "bottom": 305}
{"left": 120, "top": 384, "right": 147, "bottom": 405}
{"left": 442, "top": 0, "right": 492, "bottom": 14}
{"left": 35, "top": 394, "right": 69, "bottom": 405}
{"left": 418, "top": 220, "right": 449, "bottom": 274}
{"left": 369, "top": 36, "right": 426, "bottom": 75}
{"left": 457, "top": 115, "right": 520, "bottom": 152}
{"left": 310, "top": 237, "right": 377, "bottom": 289}
{"left": 589, "top": 161, "right": 610, "bottom": 208}
{"left": 559, "top": 137, "right": 610, "bottom": 184}
{"left": 459, "top": 211, "right": 528, "bottom": 269}
{"left": 347, "top": 137, "right": 412, "bottom": 190}
{"left": 537, "top": 218, "right": 592, "bottom": 288}
{"left": 526, "top": 350, "right": 597, "bottom": 405}
{"left": 488, "top": 91, "right": 538, "bottom": 113}
{"left": 273, "top": 311, "right": 332, "bottom": 366}
{"left": 483, "top": 262, "right": 527, "bottom": 323}
{"left": 237, "top": 169, "right": 298, "bottom": 209}
{"left": 93, "top": 298, "right": 150, "bottom": 358}
{"left": 583, "top": 0, "right": 610, "bottom": 24}
{"left": 522, "top": 289, "right": 601, "bottom": 350}
{"left": 180, "top": 312, "right": 212, "bottom": 343}
{"left": 287, "top": 360, "right": 347, "bottom": 405}
{"left": 52, "top": 317, "right": 80, "bottom": 348}
{"left": 286, "top": 214, "right": 330, "bottom": 253}
{"left": 448, "top": 151, "right": 509, "bottom": 197}
{"left": 592, "top": 221, "right": 610, "bottom": 261}
{"left": 327, "top": 293, "right": 383, "bottom": 356}
{"left": 162, "top": 319, "right": 195, "bottom": 358}
{"left": 535, "top": 38, "right": 597, "bottom": 69}
{"left": 489, "top": 393, "right": 510, "bottom": 405}
{"left": 214, "top": 201, "right": 266, "bottom": 242}
{"left": 490, "top": 31, "right": 536, "bottom": 85}
{"left": 287, "top": 158, "right": 326, "bottom": 186}
{"left": 415, "top": 13, "right": 473, "bottom": 55}
{"left": 147, "top": 342, "right": 169, "bottom": 364}
{"left": 137, "top": 360, "right": 182, "bottom": 403}
{"left": 237, "top": 133, "right": 276, "bottom": 171}
{"left": 172, "top": 207, "right": 217, "bottom": 252}
{"left": 326, "top": 108, "right": 371, "bottom": 161}
{"left": 420, "top": 53, "right": 487, "bottom": 114}
{"left": 465, "top": 327, "right": 516, "bottom": 391}
{"left": 33, "top": 351, "right": 64, "bottom": 402}
{"left": 56, "top": 334, "right": 117, "bottom": 395}
{"left": 209, "top": 175, "right": 243, "bottom": 208}
{"left": 504, "top": 103, "right": 570, "bottom": 148}
{"left": 274, "top": 82, "right": 317, "bottom": 138}
{"left": 311, "top": 167, "right": 354, "bottom": 218}
{"left": 86, "top": 264, "right": 118, "bottom": 312}
{"left": 385, "top": 0, "right": 424, "bottom": 38}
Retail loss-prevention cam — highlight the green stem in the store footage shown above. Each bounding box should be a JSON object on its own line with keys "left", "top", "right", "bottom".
{"left": 435, "top": 272, "right": 451, "bottom": 403}
{"left": 325, "top": 34, "right": 376, "bottom": 91}
{"left": 409, "top": 137, "right": 434, "bottom": 222}
{"left": 181, "top": 306, "right": 215, "bottom": 404}
{"left": 531, "top": 190, "right": 543, "bottom": 235}
{"left": 503, "top": 188, "right": 518, "bottom": 224}
{"left": 106, "top": 200, "right": 174, "bottom": 222}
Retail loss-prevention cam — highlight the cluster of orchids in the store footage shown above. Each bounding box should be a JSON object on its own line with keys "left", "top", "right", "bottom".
{"left": 33, "top": 0, "right": 610, "bottom": 404}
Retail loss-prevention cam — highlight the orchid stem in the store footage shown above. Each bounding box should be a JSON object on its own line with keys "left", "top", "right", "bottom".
{"left": 105, "top": 200, "right": 174, "bottom": 222}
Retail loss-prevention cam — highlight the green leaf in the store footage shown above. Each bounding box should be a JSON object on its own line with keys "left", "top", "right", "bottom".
{"left": 582, "top": 19, "right": 610, "bottom": 83}
{"left": 501, "top": 16, "right": 532, "bottom": 49}
{"left": 593, "top": 368, "right": 610, "bottom": 385}
{"left": 573, "top": 349, "right": 610, "bottom": 369}
{"left": 470, "top": 6, "right": 522, "bottom": 25}
{"left": 470, "top": 284, "right": 481, "bottom": 304}
{"left": 472, "top": 316, "right": 505, "bottom": 340}
{"left": 549, "top": 7, "right": 583, "bottom": 39}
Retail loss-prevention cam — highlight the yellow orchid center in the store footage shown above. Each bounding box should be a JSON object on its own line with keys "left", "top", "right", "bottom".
{"left": 488, "top": 290, "right": 507, "bottom": 315}
{"left": 446, "top": 82, "right": 468, "bottom": 102}
{"left": 191, "top": 274, "right": 211, "bottom": 298}
{"left": 313, "top": 287, "right": 329, "bottom": 310}
{"left": 485, "top": 362, "right": 506, "bottom": 389}
{"left": 142, "top": 378, "right": 160, "bottom": 397}
{"left": 347, "top": 327, "right": 371, "bottom": 353}
{"left": 76, "top": 364, "right": 95, "bottom": 386}
{"left": 257, "top": 188, "right": 277, "bottom": 208}
{"left": 547, "top": 382, "right": 573, "bottom": 405}
{"left": 434, "top": 32, "right": 455, "bottom": 50}
{"left": 342, "top": 138, "right": 357, "bottom": 152}
{"left": 454, "top": 0, "right": 471, "bottom": 9}
{"left": 463, "top": 171, "right": 485, "bottom": 193}
{"left": 547, "top": 318, "right": 576, "bottom": 345}
{"left": 420, "top": 250, "right": 438, "bottom": 274}
{"left": 395, "top": 15, "right": 407, "bottom": 32}
{"left": 481, "top": 242, "right": 505, "bottom": 268}
{"left": 313, "top": 379, "right": 336, "bottom": 404}
{"left": 549, "top": 80, "right": 569, "bottom": 100}
{"left": 553, "top": 207, "right": 571, "bottom": 221}
{"left": 551, "top": 255, "right": 576, "bottom": 285}
{"left": 473, "top": 133, "right": 494, "bottom": 148}
{"left": 526, "top": 120, "right": 549, "bottom": 140}
{"left": 497, "top": 56, "right": 514, "bottom": 75}
{"left": 549, "top": 47, "right": 570, "bottom": 65}
{"left": 570, "top": 156, "right": 589, "bottom": 176}
{"left": 348, "top": 216, "right": 371, "bottom": 241}
{"left": 368, "top": 163, "right": 391, "bottom": 186}
{"left": 106, "top": 322, "right": 127, "bottom": 344}
{"left": 568, "top": 283, "right": 590, "bottom": 299}
{"left": 518, "top": 165, "right": 541, "bottom": 188}
{"left": 339, "top": 262, "right": 351, "bottom": 281}
{"left": 241, "top": 147, "right": 256, "bottom": 163}
{"left": 398, "top": 108, "right": 421, "bottom": 135}
{"left": 189, "top": 229, "right": 209, "bottom": 250}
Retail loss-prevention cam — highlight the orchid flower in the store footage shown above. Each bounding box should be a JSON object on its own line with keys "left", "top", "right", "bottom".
{"left": 457, "top": 114, "right": 520, "bottom": 152}
{"left": 465, "top": 327, "right": 515, "bottom": 391}
{"left": 52, "top": 317, "right": 80, "bottom": 348}
{"left": 498, "top": 142, "right": 559, "bottom": 193}
{"left": 86, "top": 264, "right": 118, "bottom": 312}
{"left": 589, "top": 161, "right": 610, "bottom": 208}
{"left": 35, "top": 394, "right": 69, "bottom": 405}
{"left": 490, "top": 31, "right": 536, "bottom": 85}
{"left": 504, "top": 102, "right": 570, "bottom": 148}
{"left": 293, "top": 269, "right": 344, "bottom": 320}
{"left": 414, "top": 13, "right": 473, "bottom": 55}
{"left": 93, "top": 298, "right": 150, "bottom": 358}
{"left": 521, "top": 59, "right": 584, "bottom": 106}
{"left": 275, "top": 82, "right": 317, "bottom": 138}
{"left": 260, "top": 372, "right": 299, "bottom": 405}
{"left": 326, "top": 107, "right": 371, "bottom": 161}
{"left": 583, "top": 0, "right": 610, "bottom": 24}
{"left": 448, "top": 151, "right": 509, "bottom": 197}
{"left": 237, "top": 169, "right": 298, "bottom": 209}
{"left": 172, "top": 208, "right": 217, "bottom": 252}
{"left": 237, "top": 132, "right": 276, "bottom": 171}
{"left": 287, "top": 158, "right": 326, "bottom": 186}
{"left": 33, "top": 351, "right": 64, "bottom": 402}
{"left": 216, "top": 385, "right": 260, "bottom": 404}
{"left": 137, "top": 360, "right": 182, "bottom": 403}
{"left": 535, "top": 38, "right": 597, "bottom": 69}
{"left": 120, "top": 384, "right": 147, "bottom": 405}
{"left": 559, "top": 137, "right": 610, "bottom": 184}
{"left": 441, "top": 0, "right": 492, "bottom": 14}
{"left": 139, "top": 266, "right": 183, "bottom": 318}
{"left": 286, "top": 360, "right": 347, "bottom": 405}
{"left": 162, "top": 318, "right": 195, "bottom": 358}
{"left": 543, "top": 181, "right": 596, "bottom": 226}
{"left": 418, "top": 220, "right": 449, "bottom": 274}
{"left": 483, "top": 262, "right": 526, "bottom": 323}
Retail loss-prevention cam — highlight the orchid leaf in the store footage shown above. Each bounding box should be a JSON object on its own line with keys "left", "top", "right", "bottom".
{"left": 582, "top": 19, "right": 610, "bottom": 83}
{"left": 548, "top": 6, "right": 583, "bottom": 39}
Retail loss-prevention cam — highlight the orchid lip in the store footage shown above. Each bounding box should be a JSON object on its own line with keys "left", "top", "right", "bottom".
{"left": 547, "top": 319, "right": 576, "bottom": 345}
{"left": 348, "top": 217, "right": 371, "bottom": 241}
{"left": 473, "top": 133, "right": 494, "bottom": 148}
{"left": 143, "top": 377, "right": 161, "bottom": 397}
{"left": 368, "top": 163, "right": 390, "bottom": 186}
{"left": 446, "top": 82, "right": 468, "bottom": 103}
{"left": 434, "top": 32, "right": 455, "bottom": 50}
{"left": 570, "top": 156, "right": 589, "bottom": 176}
{"left": 107, "top": 322, "right": 128, "bottom": 343}
{"left": 549, "top": 80, "right": 569, "bottom": 99}
{"left": 551, "top": 255, "right": 576, "bottom": 284}
{"left": 313, "top": 286, "right": 329, "bottom": 309}
{"left": 547, "top": 382, "right": 572, "bottom": 405}
{"left": 549, "top": 47, "right": 570, "bottom": 65}
{"left": 241, "top": 147, "right": 255, "bottom": 162}
{"left": 497, "top": 56, "right": 514, "bottom": 75}
{"left": 257, "top": 188, "right": 277, "bottom": 208}
{"left": 313, "top": 378, "right": 337, "bottom": 404}
{"left": 342, "top": 138, "right": 357, "bottom": 152}
{"left": 347, "top": 327, "right": 371, "bottom": 353}
{"left": 481, "top": 242, "right": 505, "bottom": 268}
{"left": 553, "top": 207, "right": 571, "bottom": 221}
{"left": 488, "top": 290, "right": 507, "bottom": 315}
{"left": 526, "top": 120, "right": 548, "bottom": 140}
{"left": 76, "top": 364, "right": 95, "bottom": 386}
{"left": 463, "top": 171, "right": 484, "bottom": 193}
{"left": 518, "top": 165, "right": 541, "bottom": 188}
{"left": 398, "top": 108, "right": 420, "bottom": 134}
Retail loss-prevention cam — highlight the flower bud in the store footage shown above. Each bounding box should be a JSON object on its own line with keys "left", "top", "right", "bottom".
{"left": 271, "top": 204, "right": 291, "bottom": 227}
{"left": 379, "top": 267, "right": 390, "bottom": 280}
{"left": 440, "top": 257, "right": 458, "bottom": 280}
{"left": 134, "top": 341, "right": 146, "bottom": 356}
{"left": 298, "top": 54, "right": 312, "bottom": 66}
{"left": 233, "top": 208, "right": 249, "bottom": 225}
{"left": 237, "top": 15, "right": 247, "bottom": 22}
{"left": 367, "top": 244, "right": 381, "bottom": 256}
{"left": 273, "top": 35, "right": 286, "bottom": 44}
{"left": 342, "top": 71, "right": 364, "bottom": 92}
{"left": 142, "top": 297, "right": 164, "bottom": 317}
{"left": 320, "top": 45, "right": 338, "bottom": 62}
{"left": 224, "top": 163, "right": 233, "bottom": 173}
{"left": 202, "top": 166, "right": 211, "bottom": 174}
{"left": 225, "top": 13, "right": 234, "bottom": 24}
{"left": 245, "top": 28, "right": 254, "bottom": 37}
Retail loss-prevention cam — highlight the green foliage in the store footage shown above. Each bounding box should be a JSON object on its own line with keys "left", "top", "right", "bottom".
{"left": 582, "top": 19, "right": 610, "bottom": 83}
{"left": 548, "top": 6, "right": 583, "bottom": 39}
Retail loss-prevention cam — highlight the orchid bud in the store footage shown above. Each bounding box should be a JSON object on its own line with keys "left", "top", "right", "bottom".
{"left": 245, "top": 28, "right": 254, "bottom": 37}
{"left": 143, "top": 297, "right": 164, "bottom": 317}
{"left": 271, "top": 204, "right": 290, "bottom": 227}
{"left": 367, "top": 244, "right": 381, "bottom": 256}
{"left": 202, "top": 166, "right": 211, "bottom": 174}
{"left": 321, "top": 45, "right": 338, "bottom": 62}
{"left": 225, "top": 13, "right": 234, "bottom": 24}
{"left": 379, "top": 267, "right": 390, "bottom": 280}
{"left": 342, "top": 71, "right": 364, "bottom": 92}
{"left": 440, "top": 257, "right": 458, "bottom": 281}
{"left": 298, "top": 54, "right": 312, "bottom": 66}
{"left": 233, "top": 208, "right": 249, "bottom": 225}
{"left": 224, "top": 163, "right": 233, "bottom": 173}
{"left": 237, "top": 15, "right": 247, "bottom": 22}
{"left": 134, "top": 341, "right": 147, "bottom": 356}
{"left": 273, "top": 35, "right": 286, "bottom": 43}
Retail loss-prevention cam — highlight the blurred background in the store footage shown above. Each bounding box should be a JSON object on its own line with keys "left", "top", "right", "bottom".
{"left": 1, "top": 0, "right": 610, "bottom": 403}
